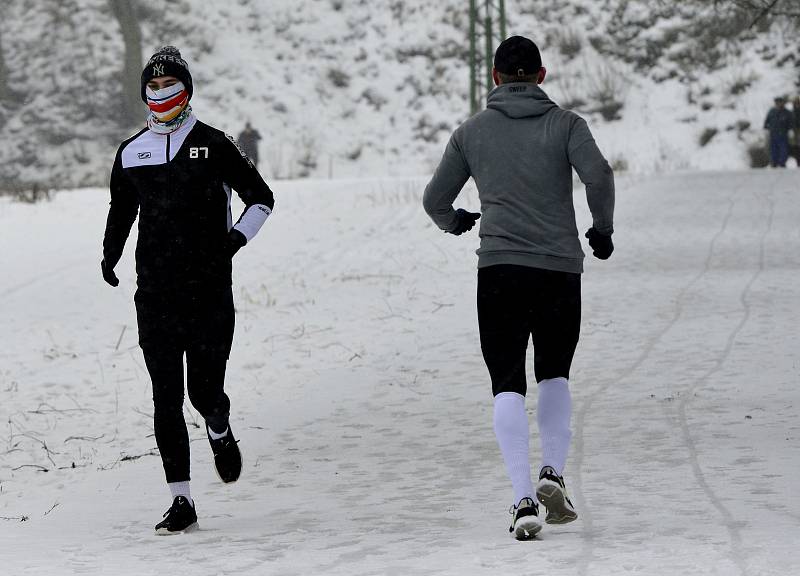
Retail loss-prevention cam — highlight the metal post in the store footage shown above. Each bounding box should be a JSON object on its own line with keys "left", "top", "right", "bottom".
{"left": 469, "top": 0, "right": 477, "bottom": 115}
{"left": 468, "top": 0, "right": 506, "bottom": 115}
{"left": 484, "top": 12, "right": 493, "bottom": 100}
{"left": 499, "top": 0, "right": 507, "bottom": 40}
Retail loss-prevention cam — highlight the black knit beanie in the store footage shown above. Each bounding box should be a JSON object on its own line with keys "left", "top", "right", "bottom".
{"left": 140, "top": 46, "right": 193, "bottom": 102}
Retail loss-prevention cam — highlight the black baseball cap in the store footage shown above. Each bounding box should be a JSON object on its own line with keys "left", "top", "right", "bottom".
{"left": 494, "top": 36, "right": 542, "bottom": 77}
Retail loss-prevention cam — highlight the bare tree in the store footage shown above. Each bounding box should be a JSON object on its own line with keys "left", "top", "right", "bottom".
{"left": 0, "top": 26, "right": 13, "bottom": 104}
{"left": 109, "top": 0, "right": 144, "bottom": 128}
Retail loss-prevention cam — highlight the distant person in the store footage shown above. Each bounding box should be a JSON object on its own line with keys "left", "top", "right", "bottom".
{"left": 794, "top": 96, "right": 800, "bottom": 132}
{"left": 238, "top": 122, "right": 262, "bottom": 168}
{"left": 423, "top": 36, "right": 614, "bottom": 540}
{"left": 763, "top": 96, "right": 793, "bottom": 167}
{"left": 101, "top": 46, "right": 275, "bottom": 534}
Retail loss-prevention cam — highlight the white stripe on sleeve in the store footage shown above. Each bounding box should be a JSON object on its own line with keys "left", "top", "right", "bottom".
{"left": 233, "top": 203, "right": 272, "bottom": 242}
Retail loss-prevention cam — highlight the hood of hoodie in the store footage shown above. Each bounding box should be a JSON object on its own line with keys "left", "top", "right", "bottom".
{"left": 486, "top": 83, "right": 558, "bottom": 119}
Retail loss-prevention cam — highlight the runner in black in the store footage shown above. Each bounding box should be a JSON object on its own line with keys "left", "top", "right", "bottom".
{"left": 101, "top": 46, "right": 275, "bottom": 534}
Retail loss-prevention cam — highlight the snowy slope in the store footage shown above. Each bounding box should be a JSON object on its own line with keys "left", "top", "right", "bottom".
{"left": 1, "top": 0, "right": 798, "bottom": 191}
{"left": 1, "top": 170, "right": 799, "bottom": 575}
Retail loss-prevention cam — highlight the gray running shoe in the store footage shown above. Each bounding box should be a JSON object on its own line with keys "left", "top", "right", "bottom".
{"left": 536, "top": 466, "right": 578, "bottom": 524}
{"left": 508, "top": 497, "right": 543, "bottom": 540}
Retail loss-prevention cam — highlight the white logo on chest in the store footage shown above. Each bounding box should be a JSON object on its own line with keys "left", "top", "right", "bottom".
{"left": 189, "top": 147, "right": 209, "bottom": 159}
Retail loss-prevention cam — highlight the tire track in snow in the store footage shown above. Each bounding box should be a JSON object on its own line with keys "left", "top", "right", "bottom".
{"left": 572, "top": 174, "right": 741, "bottom": 576}
{"left": 1, "top": 258, "right": 86, "bottom": 298}
{"left": 674, "top": 186, "right": 775, "bottom": 576}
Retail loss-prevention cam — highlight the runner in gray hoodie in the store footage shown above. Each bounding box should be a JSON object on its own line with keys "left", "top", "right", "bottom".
{"left": 423, "top": 36, "right": 614, "bottom": 540}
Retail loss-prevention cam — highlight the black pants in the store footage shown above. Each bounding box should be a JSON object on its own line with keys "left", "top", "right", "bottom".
{"left": 477, "top": 264, "right": 581, "bottom": 397}
{"left": 135, "top": 287, "right": 235, "bottom": 483}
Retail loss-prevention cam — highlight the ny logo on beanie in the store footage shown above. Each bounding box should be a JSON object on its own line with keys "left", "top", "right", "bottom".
{"left": 153, "top": 63, "right": 165, "bottom": 77}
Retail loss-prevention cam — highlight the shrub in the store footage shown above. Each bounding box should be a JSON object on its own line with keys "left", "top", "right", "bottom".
{"left": 361, "top": 88, "right": 388, "bottom": 111}
{"left": 553, "top": 74, "right": 586, "bottom": 112}
{"left": 729, "top": 78, "right": 752, "bottom": 95}
{"left": 557, "top": 29, "right": 583, "bottom": 61}
{"left": 6, "top": 183, "right": 53, "bottom": 203}
{"left": 586, "top": 64, "right": 626, "bottom": 121}
{"left": 293, "top": 134, "right": 318, "bottom": 178}
{"left": 747, "top": 143, "right": 770, "bottom": 168}
{"left": 699, "top": 127, "right": 718, "bottom": 147}
{"left": 346, "top": 146, "right": 363, "bottom": 161}
{"left": 561, "top": 97, "right": 587, "bottom": 111}
{"left": 327, "top": 68, "right": 350, "bottom": 88}
{"left": 610, "top": 156, "right": 629, "bottom": 172}
{"left": 595, "top": 101, "right": 624, "bottom": 121}
{"left": 413, "top": 115, "right": 450, "bottom": 143}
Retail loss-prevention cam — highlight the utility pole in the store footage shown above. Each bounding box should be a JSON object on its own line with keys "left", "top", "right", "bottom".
{"left": 469, "top": 0, "right": 507, "bottom": 115}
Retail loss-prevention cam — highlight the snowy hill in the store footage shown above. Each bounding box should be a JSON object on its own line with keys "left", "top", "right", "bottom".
{"left": 0, "top": 0, "right": 798, "bottom": 190}
{"left": 1, "top": 171, "right": 799, "bottom": 574}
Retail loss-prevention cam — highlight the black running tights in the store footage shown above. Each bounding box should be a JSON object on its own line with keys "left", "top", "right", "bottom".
{"left": 135, "top": 288, "right": 235, "bottom": 483}
{"left": 477, "top": 264, "right": 581, "bottom": 397}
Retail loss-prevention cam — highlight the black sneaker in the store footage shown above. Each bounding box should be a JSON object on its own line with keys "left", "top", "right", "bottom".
{"left": 154, "top": 496, "right": 198, "bottom": 535}
{"left": 536, "top": 466, "right": 578, "bottom": 524}
{"left": 207, "top": 424, "right": 242, "bottom": 483}
{"left": 508, "top": 497, "right": 543, "bottom": 540}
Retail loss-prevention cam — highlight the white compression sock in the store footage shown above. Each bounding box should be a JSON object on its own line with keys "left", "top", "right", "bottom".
{"left": 537, "top": 377, "right": 573, "bottom": 475}
{"left": 168, "top": 481, "right": 193, "bottom": 506}
{"left": 493, "top": 391, "right": 533, "bottom": 506}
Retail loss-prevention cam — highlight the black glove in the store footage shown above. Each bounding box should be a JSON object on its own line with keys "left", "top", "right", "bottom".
{"left": 585, "top": 227, "right": 614, "bottom": 260}
{"left": 227, "top": 229, "right": 247, "bottom": 257}
{"left": 447, "top": 208, "right": 481, "bottom": 236}
{"left": 101, "top": 259, "right": 119, "bottom": 287}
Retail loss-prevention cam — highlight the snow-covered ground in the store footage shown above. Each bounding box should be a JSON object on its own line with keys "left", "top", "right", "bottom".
{"left": 1, "top": 170, "right": 798, "bottom": 575}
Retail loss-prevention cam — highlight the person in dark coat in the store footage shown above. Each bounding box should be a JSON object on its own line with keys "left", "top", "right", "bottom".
{"left": 102, "top": 46, "right": 275, "bottom": 535}
{"left": 763, "top": 96, "right": 794, "bottom": 167}
{"left": 237, "top": 122, "right": 262, "bottom": 169}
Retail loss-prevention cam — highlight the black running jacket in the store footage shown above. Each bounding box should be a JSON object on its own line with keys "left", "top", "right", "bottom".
{"left": 103, "top": 116, "right": 275, "bottom": 292}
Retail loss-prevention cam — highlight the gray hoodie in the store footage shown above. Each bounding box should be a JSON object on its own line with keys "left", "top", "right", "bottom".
{"left": 423, "top": 83, "right": 614, "bottom": 274}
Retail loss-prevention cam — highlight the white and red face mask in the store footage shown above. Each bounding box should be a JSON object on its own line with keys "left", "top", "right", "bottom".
{"left": 145, "top": 81, "right": 189, "bottom": 124}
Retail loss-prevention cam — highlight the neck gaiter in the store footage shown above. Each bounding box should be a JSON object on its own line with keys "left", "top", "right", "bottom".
{"left": 145, "top": 81, "right": 192, "bottom": 134}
